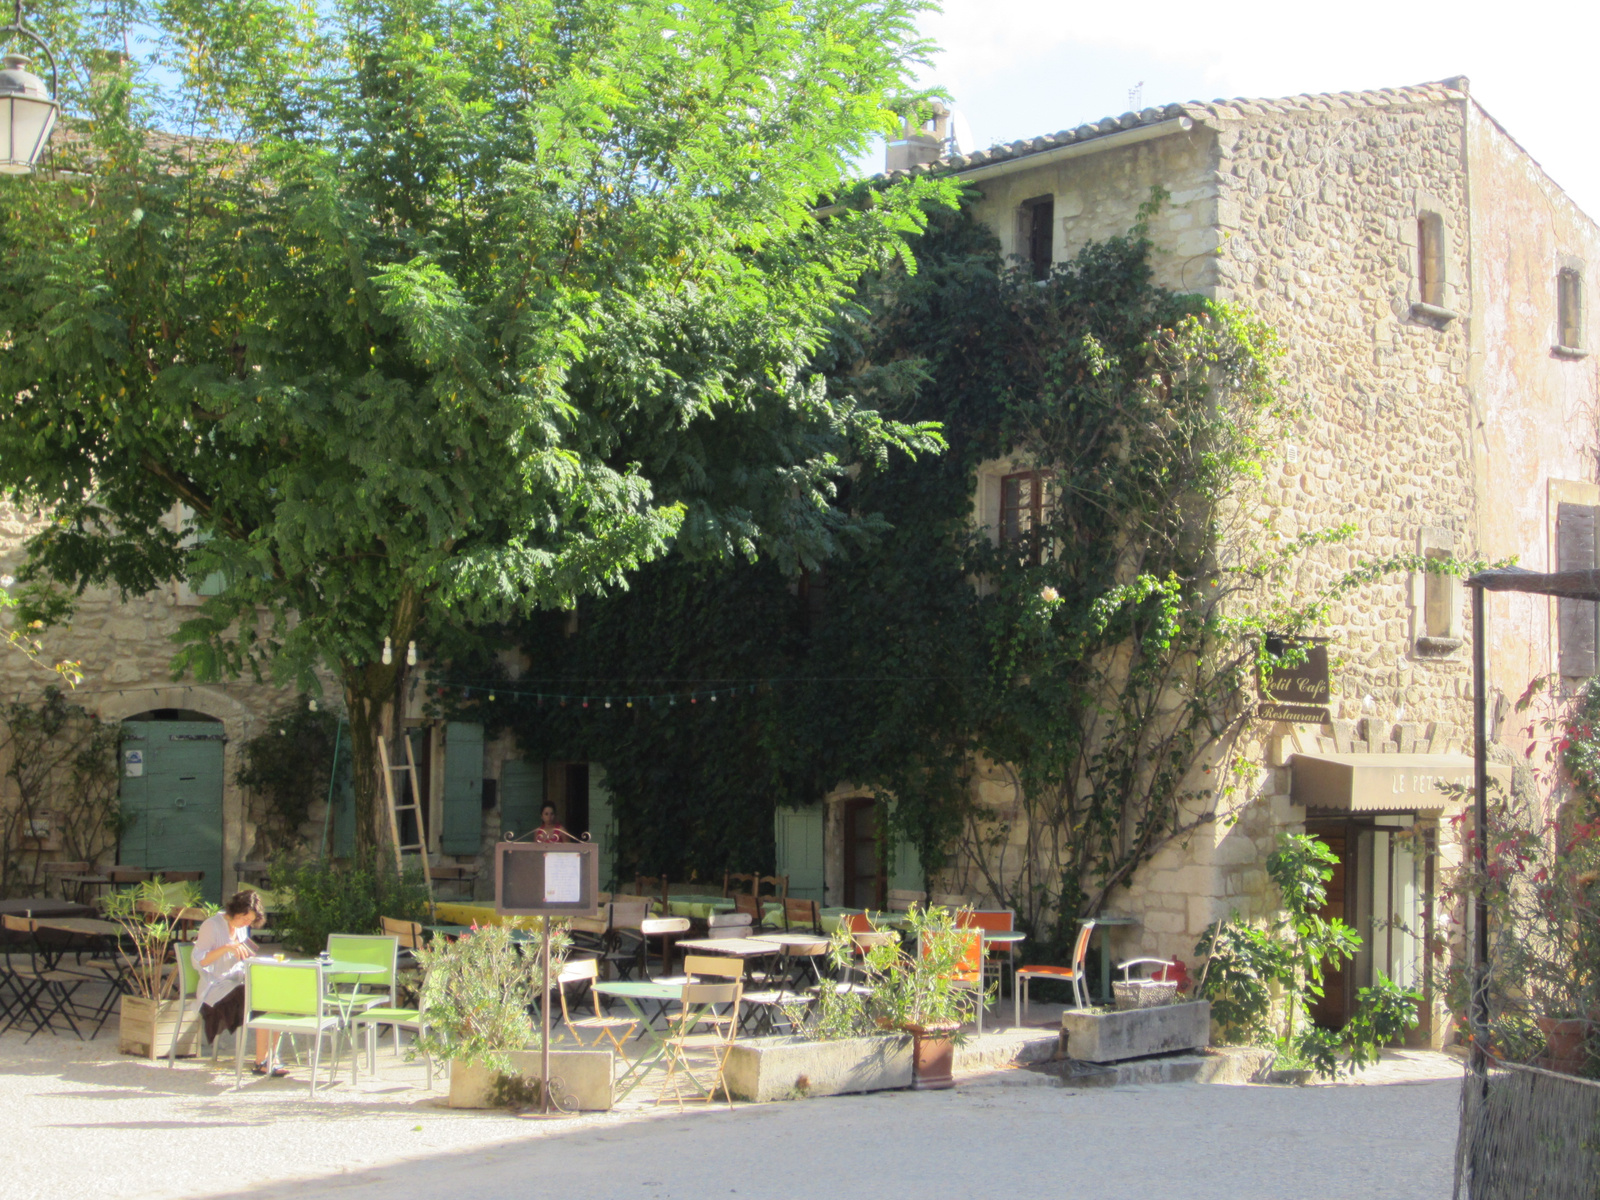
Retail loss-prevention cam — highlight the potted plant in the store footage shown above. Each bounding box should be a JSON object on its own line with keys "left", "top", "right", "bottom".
{"left": 414, "top": 921, "right": 569, "bottom": 1108}
{"left": 103, "top": 878, "right": 205, "bottom": 1059}
{"left": 855, "top": 905, "right": 986, "bottom": 1091}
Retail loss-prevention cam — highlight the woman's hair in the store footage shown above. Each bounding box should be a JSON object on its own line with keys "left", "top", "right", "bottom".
{"left": 224, "top": 890, "right": 266, "bottom": 926}
{"left": 541, "top": 802, "right": 557, "bottom": 816}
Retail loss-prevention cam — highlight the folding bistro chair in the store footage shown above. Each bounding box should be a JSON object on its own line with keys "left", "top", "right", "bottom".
{"left": 656, "top": 980, "right": 742, "bottom": 1111}
{"left": 783, "top": 898, "right": 822, "bottom": 934}
{"left": 886, "top": 888, "right": 926, "bottom": 913}
{"left": 732, "top": 893, "right": 763, "bottom": 928}
{"left": 603, "top": 900, "right": 650, "bottom": 980}
{"left": 1015, "top": 919, "right": 1095, "bottom": 1027}
{"left": 556, "top": 958, "right": 637, "bottom": 1054}
{"left": 236, "top": 960, "right": 339, "bottom": 1098}
{"left": 0, "top": 916, "right": 86, "bottom": 1040}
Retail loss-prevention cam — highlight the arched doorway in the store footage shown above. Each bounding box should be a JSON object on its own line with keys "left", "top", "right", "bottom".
{"left": 120, "top": 710, "right": 227, "bottom": 903}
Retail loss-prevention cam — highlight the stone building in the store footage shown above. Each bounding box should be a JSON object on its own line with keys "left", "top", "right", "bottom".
{"left": 776, "top": 77, "right": 1598, "bottom": 1043}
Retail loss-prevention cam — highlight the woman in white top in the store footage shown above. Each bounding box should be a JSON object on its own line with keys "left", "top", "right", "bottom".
{"left": 192, "top": 890, "right": 285, "bottom": 1076}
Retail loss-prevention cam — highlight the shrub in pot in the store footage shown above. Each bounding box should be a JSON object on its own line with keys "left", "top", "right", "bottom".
{"left": 413, "top": 921, "right": 569, "bottom": 1108}
{"left": 103, "top": 878, "right": 205, "bottom": 1058}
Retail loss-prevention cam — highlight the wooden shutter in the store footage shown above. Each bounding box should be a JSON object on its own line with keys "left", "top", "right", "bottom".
{"left": 1558, "top": 502, "right": 1599, "bottom": 677}
{"left": 440, "top": 722, "right": 484, "bottom": 854}
{"left": 774, "top": 804, "right": 825, "bottom": 902}
{"left": 588, "top": 766, "right": 616, "bottom": 890}
{"left": 498, "top": 759, "right": 543, "bottom": 841}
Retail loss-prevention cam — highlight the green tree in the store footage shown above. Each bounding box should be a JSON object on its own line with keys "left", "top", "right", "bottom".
{"left": 0, "top": 0, "right": 956, "bottom": 846}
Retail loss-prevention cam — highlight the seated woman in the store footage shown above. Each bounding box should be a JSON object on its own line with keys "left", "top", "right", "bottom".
{"left": 192, "top": 890, "right": 284, "bottom": 1076}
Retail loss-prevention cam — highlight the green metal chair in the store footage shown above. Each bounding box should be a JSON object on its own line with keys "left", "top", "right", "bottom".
{"left": 324, "top": 934, "right": 399, "bottom": 1013}
{"left": 349, "top": 998, "right": 434, "bottom": 1089}
{"left": 166, "top": 943, "right": 215, "bottom": 1068}
{"left": 235, "top": 960, "right": 339, "bottom": 1098}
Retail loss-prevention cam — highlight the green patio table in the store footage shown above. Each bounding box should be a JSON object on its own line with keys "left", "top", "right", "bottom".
{"left": 270, "top": 957, "right": 388, "bottom": 1083}
{"left": 591, "top": 980, "right": 684, "bottom": 1098}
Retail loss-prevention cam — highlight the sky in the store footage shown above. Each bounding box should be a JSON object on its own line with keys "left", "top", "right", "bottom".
{"left": 893, "top": 0, "right": 1600, "bottom": 219}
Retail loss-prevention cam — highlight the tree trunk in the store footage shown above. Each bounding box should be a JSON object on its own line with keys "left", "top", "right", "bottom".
{"left": 339, "top": 588, "right": 423, "bottom": 856}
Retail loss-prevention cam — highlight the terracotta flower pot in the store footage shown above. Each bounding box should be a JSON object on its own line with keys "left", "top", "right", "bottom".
{"left": 1535, "top": 1016, "right": 1591, "bottom": 1076}
{"left": 905, "top": 1021, "right": 959, "bottom": 1091}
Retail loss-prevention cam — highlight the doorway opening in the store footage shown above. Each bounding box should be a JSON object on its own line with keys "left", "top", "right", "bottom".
{"left": 842, "top": 797, "right": 883, "bottom": 909}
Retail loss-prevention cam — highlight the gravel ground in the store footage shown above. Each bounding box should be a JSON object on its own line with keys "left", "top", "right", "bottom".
{"left": 0, "top": 1031, "right": 1462, "bottom": 1200}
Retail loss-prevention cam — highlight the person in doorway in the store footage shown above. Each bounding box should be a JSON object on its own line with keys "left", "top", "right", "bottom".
{"left": 192, "top": 890, "right": 284, "bottom": 1076}
{"left": 532, "top": 802, "right": 574, "bottom": 843}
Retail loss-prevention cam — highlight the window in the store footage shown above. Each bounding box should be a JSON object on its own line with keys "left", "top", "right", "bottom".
{"left": 1422, "top": 549, "right": 1453, "bottom": 639}
{"left": 1557, "top": 500, "right": 1598, "bottom": 677}
{"left": 1414, "top": 528, "right": 1462, "bottom": 654}
{"left": 1558, "top": 268, "right": 1584, "bottom": 351}
{"left": 1417, "top": 214, "right": 1445, "bottom": 308}
{"left": 1020, "top": 196, "right": 1054, "bottom": 281}
{"left": 1000, "top": 470, "right": 1050, "bottom": 562}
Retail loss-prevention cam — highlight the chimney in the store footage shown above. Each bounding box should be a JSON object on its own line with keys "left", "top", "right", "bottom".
{"left": 885, "top": 100, "right": 950, "bottom": 172}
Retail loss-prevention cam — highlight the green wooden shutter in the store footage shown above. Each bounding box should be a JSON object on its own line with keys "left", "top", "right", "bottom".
{"left": 499, "top": 759, "right": 544, "bottom": 841}
{"left": 775, "top": 803, "right": 825, "bottom": 901}
{"left": 589, "top": 766, "right": 616, "bottom": 890}
{"left": 441, "top": 722, "right": 484, "bottom": 854}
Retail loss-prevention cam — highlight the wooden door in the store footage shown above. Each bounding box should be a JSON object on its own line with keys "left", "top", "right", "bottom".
{"left": 119, "top": 721, "right": 226, "bottom": 903}
{"left": 842, "top": 797, "right": 882, "bottom": 909}
{"left": 1307, "top": 821, "right": 1351, "bottom": 1029}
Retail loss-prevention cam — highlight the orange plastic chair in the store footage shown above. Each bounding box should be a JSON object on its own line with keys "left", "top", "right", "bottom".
{"left": 1014, "top": 919, "right": 1095, "bottom": 1027}
{"left": 957, "top": 909, "right": 1017, "bottom": 993}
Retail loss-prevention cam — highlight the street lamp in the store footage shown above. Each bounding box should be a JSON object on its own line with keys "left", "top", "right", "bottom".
{"left": 0, "top": 1, "right": 57, "bottom": 174}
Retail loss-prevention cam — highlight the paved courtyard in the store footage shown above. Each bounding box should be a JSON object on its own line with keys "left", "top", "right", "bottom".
{"left": 0, "top": 1033, "right": 1461, "bottom": 1200}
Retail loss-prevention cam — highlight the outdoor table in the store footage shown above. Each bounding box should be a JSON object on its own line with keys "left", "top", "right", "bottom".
{"left": 751, "top": 932, "right": 831, "bottom": 990}
{"left": 591, "top": 980, "right": 683, "bottom": 1098}
{"left": 1084, "top": 915, "right": 1139, "bottom": 1003}
{"left": 0, "top": 898, "right": 97, "bottom": 919}
{"left": 273, "top": 957, "right": 387, "bottom": 1083}
{"left": 664, "top": 895, "right": 736, "bottom": 920}
{"left": 36, "top": 917, "right": 125, "bottom": 938}
{"left": 677, "top": 936, "right": 783, "bottom": 961}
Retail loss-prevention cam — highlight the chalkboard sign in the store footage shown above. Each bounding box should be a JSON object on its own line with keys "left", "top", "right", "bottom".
{"left": 494, "top": 841, "right": 601, "bottom": 917}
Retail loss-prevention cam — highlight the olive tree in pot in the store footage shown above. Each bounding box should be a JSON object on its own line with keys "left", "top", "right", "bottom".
{"left": 856, "top": 906, "right": 986, "bottom": 1091}
{"left": 414, "top": 922, "right": 570, "bottom": 1108}
{"left": 103, "top": 878, "right": 206, "bottom": 1058}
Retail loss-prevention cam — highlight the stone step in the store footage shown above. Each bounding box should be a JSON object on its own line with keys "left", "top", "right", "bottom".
{"left": 1022, "top": 1045, "right": 1276, "bottom": 1089}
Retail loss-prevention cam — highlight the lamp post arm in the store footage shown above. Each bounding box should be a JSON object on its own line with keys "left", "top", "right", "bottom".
{"left": 0, "top": 2, "right": 57, "bottom": 100}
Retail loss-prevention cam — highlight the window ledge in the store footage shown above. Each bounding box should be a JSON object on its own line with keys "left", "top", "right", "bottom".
{"left": 1415, "top": 636, "right": 1464, "bottom": 656}
{"left": 1552, "top": 344, "right": 1589, "bottom": 360}
{"left": 1410, "top": 302, "right": 1458, "bottom": 328}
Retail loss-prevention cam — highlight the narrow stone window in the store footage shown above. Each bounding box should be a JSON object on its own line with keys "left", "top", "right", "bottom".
{"left": 1019, "top": 196, "right": 1054, "bottom": 281}
{"left": 1558, "top": 268, "right": 1584, "bottom": 351}
{"left": 1422, "top": 549, "right": 1453, "bottom": 639}
{"left": 1417, "top": 214, "right": 1445, "bottom": 308}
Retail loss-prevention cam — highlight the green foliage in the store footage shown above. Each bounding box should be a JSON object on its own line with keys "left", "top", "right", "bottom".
{"left": 1194, "top": 918, "right": 1291, "bottom": 1044}
{"left": 269, "top": 851, "right": 431, "bottom": 956}
{"left": 0, "top": 687, "right": 123, "bottom": 897}
{"left": 234, "top": 697, "right": 340, "bottom": 856}
{"left": 103, "top": 877, "right": 204, "bottom": 1000}
{"left": 0, "top": 0, "right": 958, "bottom": 849}
{"left": 414, "top": 922, "right": 569, "bottom": 1072}
{"left": 859, "top": 905, "right": 986, "bottom": 1030}
{"left": 1197, "top": 833, "right": 1418, "bottom": 1078}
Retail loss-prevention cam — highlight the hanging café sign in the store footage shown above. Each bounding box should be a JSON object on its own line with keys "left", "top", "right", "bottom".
{"left": 1256, "top": 636, "right": 1331, "bottom": 724}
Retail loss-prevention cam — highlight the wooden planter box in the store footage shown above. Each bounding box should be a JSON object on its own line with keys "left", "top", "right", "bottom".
{"left": 447, "top": 1050, "right": 614, "bottom": 1111}
{"left": 118, "top": 996, "right": 200, "bottom": 1060}
{"left": 723, "top": 1034, "right": 913, "bottom": 1103}
{"left": 1060, "top": 1000, "right": 1211, "bottom": 1064}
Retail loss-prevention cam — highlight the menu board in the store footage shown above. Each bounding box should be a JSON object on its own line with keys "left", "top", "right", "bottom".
{"left": 495, "top": 842, "right": 600, "bottom": 916}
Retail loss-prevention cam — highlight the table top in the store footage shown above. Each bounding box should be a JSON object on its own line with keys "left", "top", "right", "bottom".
{"left": 257, "top": 957, "right": 387, "bottom": 975}
{"left": 752, "top": 933, "right": 831, "bottom": 950}
{"left": 37, "top": 917, "right": 124, "bottom": 937}
{"left": 0, "top": 898, "right": 97, "bottom": 918}
{"left": 593, "top": 980, "right": 682, "bottom": 1001}
{"left": 677, "top": 937, "right": 781, "bottom": 957}
{"left": 981, "top": 931, "right": 1027, "bottom": 944}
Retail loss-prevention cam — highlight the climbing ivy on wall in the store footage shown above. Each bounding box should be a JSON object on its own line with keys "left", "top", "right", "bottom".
{"left": 445, "top": 194, "right": 1378, "bottom": 954}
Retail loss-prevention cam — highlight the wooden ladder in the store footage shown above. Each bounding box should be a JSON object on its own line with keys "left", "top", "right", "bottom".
{"left": 379, "top": 734, "right": 436, "bottom": 911}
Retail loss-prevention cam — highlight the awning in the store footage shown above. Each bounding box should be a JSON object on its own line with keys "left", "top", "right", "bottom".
{"left": 1290, "top": 753, "right": 1512, "bottom": 813}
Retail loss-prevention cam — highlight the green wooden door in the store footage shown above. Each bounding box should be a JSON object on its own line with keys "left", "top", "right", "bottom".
{"left": 440, "top": 722, "right": 484, "bottom": 855}
{"left": 499, "top": 759, "right": 544, "bottom": 841}
{"left": 589, "top": 766, "right": 616, "bottom": 890}
{"left": 119, "top": 721, "right": 226, "bottom": 903}
{"left": 775, "top": 803, "right": 825, "bottom": 902}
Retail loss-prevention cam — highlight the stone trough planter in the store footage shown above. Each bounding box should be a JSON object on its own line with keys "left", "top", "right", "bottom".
{"left": 724, "top": 1034, "right": 913, "bottom": 1103}
{"left": 447, "top": 1049, "right": 615, "bottom": 1111}
{"left": 1060, "top": 999, "right": 1211, "bottom": 1064}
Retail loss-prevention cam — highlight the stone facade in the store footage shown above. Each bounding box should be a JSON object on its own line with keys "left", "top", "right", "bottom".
{"left": 885, "top": 79, "right": 1600, "bottom": 1039}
